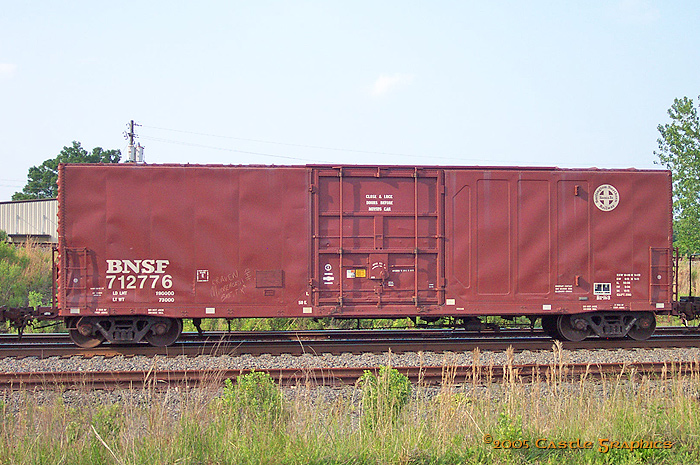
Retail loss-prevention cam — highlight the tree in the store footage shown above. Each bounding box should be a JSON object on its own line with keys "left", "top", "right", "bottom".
{"left": 12, "top": 141, "right": 121, "bottom": 200}
{"left": 655, "top": 96, "right": 700, "bottom": 256}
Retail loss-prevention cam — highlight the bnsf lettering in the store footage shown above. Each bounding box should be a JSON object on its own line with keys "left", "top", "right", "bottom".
{"left": 106, "top": 259, "right": 170, "bottom": 274}
{"left": 105, "top": 259, "right": 173, "bottom": 290}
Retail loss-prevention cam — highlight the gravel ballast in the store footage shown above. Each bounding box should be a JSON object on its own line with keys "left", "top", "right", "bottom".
{"left": 1, "top": 346, "right": 699, "bottom": 374}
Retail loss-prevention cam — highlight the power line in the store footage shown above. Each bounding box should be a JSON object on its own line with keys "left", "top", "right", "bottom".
{"left": 138, "top": 123, "right": 644, "bottom": 168}
{"left": 138, "top": 136, "right": 334, "bottom": 163}
{"left": 140, "top": 124, "right": 483, "bottom": 163}
{"left": 140, "top": 124, "right": 417, "bottom": 156}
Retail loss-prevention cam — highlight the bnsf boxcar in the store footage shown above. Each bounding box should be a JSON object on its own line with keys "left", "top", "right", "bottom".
{"left": 57, "top": 164, "right": 673, "bottom": 347}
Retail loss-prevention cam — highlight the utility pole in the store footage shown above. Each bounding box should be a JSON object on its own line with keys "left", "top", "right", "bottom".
{"left": 123, "top": 120, "right": 145, "bottom": 163}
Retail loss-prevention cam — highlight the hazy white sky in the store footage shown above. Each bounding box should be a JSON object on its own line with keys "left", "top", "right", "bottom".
{"left": 1, "top": 1, "right": 698, "bottom": 200}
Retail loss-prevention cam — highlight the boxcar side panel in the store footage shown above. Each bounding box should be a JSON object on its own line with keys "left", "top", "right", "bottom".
{"left": 443, "top": 168, "right": 672, "bottom": 316}
{"left": 58, "top": 164, "right": 310, "bottom": 319}
{"left": 517, "top": 179, "right": 550, "bottom": 295}
{"left": 58, "top": 164, "right": 672, "bottom": 321}
{"left": 476, "top": 178, "right": 511, "bottom": 296}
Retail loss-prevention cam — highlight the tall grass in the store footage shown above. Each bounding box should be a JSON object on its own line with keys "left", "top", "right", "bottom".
{"left": 0, "top": 240, "right": 52, "bottom": 309}
{"left": 1, "top": 348, "right": 699, "bottom": 464}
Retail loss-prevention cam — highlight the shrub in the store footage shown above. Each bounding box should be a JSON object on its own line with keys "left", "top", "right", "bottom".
{"left": 221, "top": 371, "right": 284, "bottom": 424}
{"left": 358, "top": 366, "right": 411, "bottom": 428}
{"left": 0, "top": 241, "right": 52, "bottom": 309}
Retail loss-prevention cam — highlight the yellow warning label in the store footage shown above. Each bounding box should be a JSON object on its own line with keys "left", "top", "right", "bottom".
{"left": 355, "top": 269, "right": 367, "bottom": 278}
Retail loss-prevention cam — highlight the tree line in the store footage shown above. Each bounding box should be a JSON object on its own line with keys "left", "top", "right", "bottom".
{"left": 11, "top": 141, "right": 120, "bottom": 200}
{"left": 654, "top": 96, "right": 700, "bottom": 256}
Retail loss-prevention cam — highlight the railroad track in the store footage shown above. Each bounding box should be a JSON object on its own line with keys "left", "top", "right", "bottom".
{"left": 0, "top": 360, "right": 697, "bottom": 391}
{"left": 0, "top": 327, "right": 699, "bottom": 358}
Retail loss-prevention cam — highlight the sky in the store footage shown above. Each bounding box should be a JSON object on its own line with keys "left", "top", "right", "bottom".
{"left": 1, "top": 1, "right": 699, "bottom": 201}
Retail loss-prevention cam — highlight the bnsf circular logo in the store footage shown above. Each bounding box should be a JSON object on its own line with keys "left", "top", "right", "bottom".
{"left": 594, "top": 184, "right": 619, "bottom": 211}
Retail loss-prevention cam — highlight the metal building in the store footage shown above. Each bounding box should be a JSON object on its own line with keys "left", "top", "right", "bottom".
{"left": 0, "top": 199, "right": 58, "bottom": 243}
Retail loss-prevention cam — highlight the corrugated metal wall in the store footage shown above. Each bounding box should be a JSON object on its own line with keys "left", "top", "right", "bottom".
{"left": 0, "top": 199, "right": 58, "bottom": 243}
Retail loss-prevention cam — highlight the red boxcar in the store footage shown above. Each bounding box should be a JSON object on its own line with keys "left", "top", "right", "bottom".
{"left": 57, "top": 164, "right": 673, "bottom": 346}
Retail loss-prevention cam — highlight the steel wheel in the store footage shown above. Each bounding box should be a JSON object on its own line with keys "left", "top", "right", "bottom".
{"left": 627, "top": 312, "right": 656, "bottom": 341}
{"left": 145, "top": 318, "right": 183, "bottom": 347}
{"left": 69, "top": 329, "right": 105, "bottom": 348}
{"left": 556, "top": 315, "right": 590, "bottom": 342}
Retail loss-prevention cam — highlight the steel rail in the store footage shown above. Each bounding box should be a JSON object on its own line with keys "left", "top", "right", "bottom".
{"left": 0, "top": 328, "right": 543, "bottom": 344}
{"left": 0, "top": 329, "right": 699, "bottom": 359}
{"left": 0, "top": 361, "right": 696, "bottom": 391}
{"left": 2, "top": 326, "right": 698, "bottom": 346}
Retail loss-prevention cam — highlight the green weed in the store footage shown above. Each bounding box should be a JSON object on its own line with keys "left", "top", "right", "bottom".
{"left": 358, "top": 365, "right": 411, "bottom": 429}
{"left": 221, "top": 370, "right": 285, "bottom": 425}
